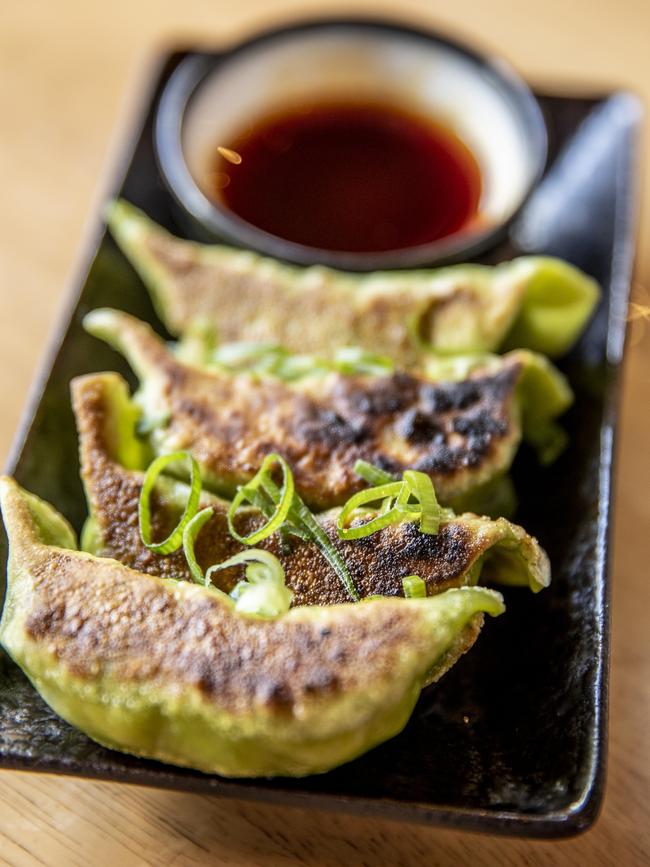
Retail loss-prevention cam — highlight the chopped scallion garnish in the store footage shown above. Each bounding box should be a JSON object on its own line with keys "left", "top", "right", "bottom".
{"left": 212, "top": 341, "right": 284, "bottom": 371}
{"left": 402, "top": 575, "right": 427, "bottom": 598}
{"left": 336, "top": 481, "right": 405, "bottom": 540}
{"left": 207, "top": 549, "right": 293, "bottom": 617}
{"left": 337, "top": 470, "right": 441, "bottom": 541}
{"left": 139, "top": 451, "right": 202, "bottom": 554}
{"left": 182, "top": 508, "right": 293, "bottom": 616}
{"left": 182, "top": 506, "right": 215, "bottom": 584}
{"left": 353, "top": 459, "right": 396, "bottom": 486}
{"left": 228, "top": 454, "right": 359, "bottom": 602}
{"left": 402, "top": 471, "right": 441, "bottom": 535}
{"left": 332, "top": 346, "right": 394, "bottom": 376}
{"left": 209, "top": 341, "right": 393, "bottom": 381}
{"left": 138, "top": 450, "right": 360, "bottom": 603}
{"left": 227, "top": 454, "right": 294, "bottom": 546}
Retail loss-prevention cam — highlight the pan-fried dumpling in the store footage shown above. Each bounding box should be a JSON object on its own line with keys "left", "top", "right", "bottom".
{"left": 107, "top": 199, "right": 599, "bottom": 366}
{"left": 0, "top": 476, "right": 504, "bottom": 778}
{"left": 84, "top": 308, "right": 572, "bottom": 511}
{"left": 72, "top": 371, "right": 551, "bottom": 598}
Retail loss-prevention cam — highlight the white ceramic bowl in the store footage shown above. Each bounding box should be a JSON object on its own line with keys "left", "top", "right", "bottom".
{"left": 155, "top": 19, "right": 547, "bottom": 269}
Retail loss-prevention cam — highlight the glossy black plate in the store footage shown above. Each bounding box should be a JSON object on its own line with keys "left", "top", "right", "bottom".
{"left": 0, "top": 36, "right": 641, "bottom": 838}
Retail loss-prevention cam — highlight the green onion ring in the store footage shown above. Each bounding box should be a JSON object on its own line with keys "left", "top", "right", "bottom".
{"left": 227, "top": 453, "right": 294, "bottom": 545}
{"left": 353, "top": 459, "right": 396, "bottom": 486}
{"left": 333, "top": 346, "right": 394, "bottom": 376}
{"left": 210, "top": 342, "right": 393, "bottom": 381}
{"left": 253, "top": 472, "right": 310, "bottom": 541}
{"left": 230, "top": 456, "right": 359, "bottom": 602}
{"left": 402, "top": 470, "right": 440, "bottom": 535}
{"left": 224, "top": 455, "right": 360, "bottom": 602}
{"left": 206, "top": 549, "right": 292, "bottom": 618}
{"left": 336, "top": 482, "right": 404, "bottom": 540}
{"left": 182, "top": 507, "right": 215, "bottom": 584}
{"left": 402, "top": 575, "right": 427, "bottom": 598}
{"left": 139, "top": 451, "right": 202, "bottom": 554}
{"left": 212, "top": 341, "right": 283, "bottom": 371}
{"left": 354, "top": 461, "right": 398, "bottom": 515}
{"left": 337, "top": 472, "right": 441, "bottom": 541}
{"left": 205, "top": 548, "right": 285, "bottom": 586}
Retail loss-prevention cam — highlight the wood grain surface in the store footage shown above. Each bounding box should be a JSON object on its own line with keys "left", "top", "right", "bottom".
{"left": 1, "top": 1, "right": 649, "bottom": 864}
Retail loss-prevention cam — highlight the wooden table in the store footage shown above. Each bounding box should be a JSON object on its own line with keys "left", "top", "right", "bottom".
{"left": 1, "top": 1, "right": 649, "bottom": 864}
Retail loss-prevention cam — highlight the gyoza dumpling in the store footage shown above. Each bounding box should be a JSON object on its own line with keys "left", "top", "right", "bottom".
{"left": 107, "top": 199, "right": 599, "bottom": 366}
{"left": 0, "top": 475, "right": 504, "bottom": 778}
{"left": 72, "top": 371, "right": 551, "bottom": 600}
{"left": 84, "top": 308, "right": 572, "bottom": 512}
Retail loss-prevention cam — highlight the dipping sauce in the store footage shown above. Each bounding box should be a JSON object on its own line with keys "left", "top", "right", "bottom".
{"left": 211, "top": 103, "right": 482, "bottom": 253}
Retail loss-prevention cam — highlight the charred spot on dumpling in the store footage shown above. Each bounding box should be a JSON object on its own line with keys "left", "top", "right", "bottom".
{"left": 333, "top": 373, "right": 416, "bottom": 417}
{"left": 452, "top": 410, "right": 508, "bottom": 438}
{"left": 397, "top": 520, "right": 474, "bottom": 568}
{"left": 421, "top": 379, "right": 482, "bottom": 413}
{"left": 290, "top": 405, "right": 367, "bottom": 446}
{"left": 412, "top": 446, "right": 456, "bottom": 475}
{"left": 395, "top": 408, "right": 446, "bottom": 444}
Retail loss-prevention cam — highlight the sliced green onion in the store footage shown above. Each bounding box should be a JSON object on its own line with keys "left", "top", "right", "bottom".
{"left": 353, "top": 459, "right": 396, "bottom": 486}
{"left": 257, "top": 470, "right": 359, "bottom": 601}
{"left": 182, "top": 506, "right": 215, "bottom": 584}
{"left": 337, "top": 482, "right": 405, "bottom": 540}
{"left": 227, "top": 453, "right": 294, "bottom": 545}
{"left": 402, "top": 575, "right": 427, "bottom": 598}
{"left": 354, "top": 462, "right": 398, "bottom": 516}
{"left": 337, "top": 471, "right": 442, "bottom": 541}
{"left": 206, "top": 550, "right": 292, "bottom": 618}
{"left": 402, "top": 471, "right": 441, "bottom": 535}
{"left": 209, "top": 341, "right": 393, "bottom": 381}
{"left": 273, "top": 354, "right": 330, "bottom": 381}
{"left": 207, "top": 548, "right": 284, "bottom": 584}
{"left": 212, "top": 341, "right": 283, "bottom": 371}
{"left": 139, "top": 451, "right": 202, "bottom": 554}
{"left": 333, "top": 346, "right": 394, "bottom": 376}
{"left": 227, "top": 454, "right": 359, "bottom": 602}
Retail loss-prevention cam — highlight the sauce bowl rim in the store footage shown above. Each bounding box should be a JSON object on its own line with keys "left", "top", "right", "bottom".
{"left": 154, "top": 17, "right": 548, "bottom": 270}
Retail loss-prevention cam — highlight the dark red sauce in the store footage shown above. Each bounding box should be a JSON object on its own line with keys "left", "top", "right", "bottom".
{"left": 211, "top": 102, "right": 482, "bottom": 253}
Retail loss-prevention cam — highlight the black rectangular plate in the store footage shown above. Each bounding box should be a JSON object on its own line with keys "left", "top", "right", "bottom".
{"left": 0, "top": 49, "right": 641, "bottom": 838}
